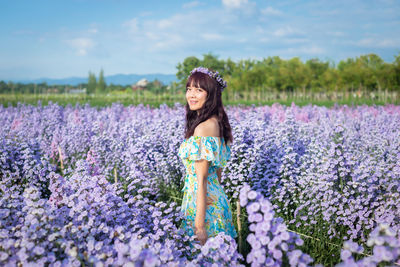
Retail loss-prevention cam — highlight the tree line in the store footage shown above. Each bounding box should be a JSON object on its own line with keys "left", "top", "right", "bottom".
{"left": 1, "top": 53, "right": 400, "bottom": 95}
{"left": 176, "top": 52, "right": 400, "bottom": 93}
{"left": 0, "top": 68, "right": 169, "bottom": 95}
{"left": 0, "top": 69, "right": 109, "bottom": 95}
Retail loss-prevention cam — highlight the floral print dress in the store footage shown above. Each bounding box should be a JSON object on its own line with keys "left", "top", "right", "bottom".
{"left": 178, "top": 135, "right": 238, "bottom": 240}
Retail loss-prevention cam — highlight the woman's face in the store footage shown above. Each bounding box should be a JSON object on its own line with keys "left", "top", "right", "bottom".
{"left": 186, "top": 83, "right": 208, "bottom": 111}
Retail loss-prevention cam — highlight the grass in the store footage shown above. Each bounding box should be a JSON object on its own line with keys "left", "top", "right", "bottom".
{"left": 1, "top": 93, "right": 398, "bottom": 108}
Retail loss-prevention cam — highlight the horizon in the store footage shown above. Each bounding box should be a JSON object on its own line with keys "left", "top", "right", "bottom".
{"left": 1, "top": 0, "right": 399, "bottom": 80}
{"left": 5, "top": 72, "right": 177, "bottom": 82}
{"left": 3, "top": 51, "right": 400, "bottom": 84}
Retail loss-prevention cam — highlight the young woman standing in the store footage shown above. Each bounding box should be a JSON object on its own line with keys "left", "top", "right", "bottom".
{"left": 178, "top": 67, "right": 237, "bottom": 246}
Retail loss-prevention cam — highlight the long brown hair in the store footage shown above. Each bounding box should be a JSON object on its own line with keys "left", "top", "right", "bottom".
{"left": 184, "top": 70, "right": 233, "bottom": 145}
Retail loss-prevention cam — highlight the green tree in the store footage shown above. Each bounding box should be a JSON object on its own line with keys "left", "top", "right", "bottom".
{"left": 221, "top": 58, "right": 238, "bottom": 98}
{"left": 264, "top": 56, "right": 284, "bottom": 91}
{"left": 321, "top": 68, "right": 339, "bottom": 92}
{"left": 223, "top": 57, "right": 237, "bottom": 76}
{"left": 87, "top": 71, "right": 97, "bottom": 94}
{"left": 337, "top": 58, "right": 359, "bottom": 91}
{"left": 306, "top": 58, "right": 329, "bottom": 90}
{"left": 175, "top": 52, "right": 400, "bottom": 97}
{"left": 98, "top": 68, "right": 106, "bottom": 93}
{"left": 201, "top": 52, "right": 225, "bottom": 72}
{"left": 176, "top": 56, "right": 201, "bottom": 87}
{"left": 380, "top": 63, "right": 396, "bottom": 91}
{"left": 176, "top": 52, "right": 226, "bottom": 88}
{"left": 285, "top": 57, "right": 310, "bottom": 92}
{"left": 393, "top": 53, "right": 400, "bottom": 90}
{"left": 356, "top": 54, "right": 384, "bottom": 90}
{"left": 0, "top": 81, "right": 9, "bottom": 93}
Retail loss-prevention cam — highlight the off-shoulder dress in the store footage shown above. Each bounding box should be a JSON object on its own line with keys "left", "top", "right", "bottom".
{"left": 178, "top": 135, "right": 237, "bottom": 240}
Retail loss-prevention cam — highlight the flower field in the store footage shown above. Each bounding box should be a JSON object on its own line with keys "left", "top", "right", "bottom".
{"left": 1, "top": 101, "right": 399, "bottom": 266}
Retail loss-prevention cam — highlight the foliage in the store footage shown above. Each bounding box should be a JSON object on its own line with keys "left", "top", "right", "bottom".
{"left": 87, "top": 71, "right": 97, "bottom": 95}
{"left": 176, "top": 52, "right": 400, "bottom": 93}
{"left": 98, "top": 68, "right": 106, "bottom": 94}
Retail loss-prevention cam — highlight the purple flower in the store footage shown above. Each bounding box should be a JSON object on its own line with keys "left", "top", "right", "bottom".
{"left": 340, "top": 249, "right": 352, "bottom": 260}
{"left": 247, "top": 191, "right": 257, "bottom": 200}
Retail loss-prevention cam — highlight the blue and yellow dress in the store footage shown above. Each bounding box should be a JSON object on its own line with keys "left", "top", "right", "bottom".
{"left": 178, "top": 135, "right": 237, "bottom": 240}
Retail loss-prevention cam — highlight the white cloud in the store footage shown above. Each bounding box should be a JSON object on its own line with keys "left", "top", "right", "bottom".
{"left": 117, "top": 4, "right": 341, "bottom": 62}
{"left": 88, "top": 28, "right": 98, "bottom": 34}
{"left": 201, "top": 33, "right": 224, "bottom": 41}
{"left": 121, "top": 10, "right": 233, "bottom": 52}
{"left": 357, "top": 37, "right": 400, "bottom": 48}
{"left": 152, "top": 34, "right": 184, "bottom": 51}
{"left": 282, "top": 45, "right": 325, "bottom": 55}
{"left": 328, "top": 31, "right": 345, "bottom": 37}
{"left": 158, "top": 19, "right": 174, "bottom": 29}
{"left": 139, "top": 11, "right": 152, "bottom": 17}
{"left": 257, "top": 25, "right": 308, "bottom": 44}
{"left": 283, "top": 38, "right": 309, "bottom": 44}
{"left": 183, "top": 1, "right": 202, "bottom": 8}
{"left": 261, "top": 7, "right": 282, "bottom": 16}
{"left": 303, "top": 45, "right": 325, "bottom": 54}
{"left": 145, "top": 31, "right": 158, "bottom": 40}
{"left": 255, "top": 25, "right": 266, "bottom": 34}
{"left": 123, "top": 18, "right": 139, "bottom": 33}
{"left": 273, "top": 26, "right": 304, "bottom": 37}
{"left": 222, "top": 0, "right": 248, "bottom": 8}
{"left": 65, "top": 38, "right": 95, "bottom": 56}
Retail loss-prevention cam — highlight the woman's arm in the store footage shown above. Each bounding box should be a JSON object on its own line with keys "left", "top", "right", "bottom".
{"left": 217, "top": 167, "right": 222, "bottom": 184}
{"left": 194, "top": 159, "right": 209, "bottom": 230}
{"left": 192, "top": 118, "right": 219, "bottom": 245}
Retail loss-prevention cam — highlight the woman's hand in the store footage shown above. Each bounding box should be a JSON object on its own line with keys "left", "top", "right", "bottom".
{"left": 194, "top": 226, "right": 208, "bottom": 245}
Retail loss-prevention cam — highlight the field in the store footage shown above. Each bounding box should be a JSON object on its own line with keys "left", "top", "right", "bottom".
{"left": 1, "top": 89, "right": 398, "bottom": 108}
{"left": 1, "top": 102, "right": 399, "bottom": 266}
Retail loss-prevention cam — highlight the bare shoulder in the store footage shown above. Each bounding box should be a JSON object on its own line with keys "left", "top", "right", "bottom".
{"left": 194, "top": 116, "right": 219, "bottom": 137}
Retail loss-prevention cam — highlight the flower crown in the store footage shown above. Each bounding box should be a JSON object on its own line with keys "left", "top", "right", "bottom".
{"left": 188, "top": 66, "right": 227, "bottom": 92}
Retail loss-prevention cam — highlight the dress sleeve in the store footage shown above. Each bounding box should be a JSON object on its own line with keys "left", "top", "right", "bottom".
{"left": 187, "top": 136, "right": 230, "bottom": 168}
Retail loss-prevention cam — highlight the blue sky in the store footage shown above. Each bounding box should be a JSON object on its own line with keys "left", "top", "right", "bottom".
{"left": 1, "top": 0, "right": 399, "bottom": 80}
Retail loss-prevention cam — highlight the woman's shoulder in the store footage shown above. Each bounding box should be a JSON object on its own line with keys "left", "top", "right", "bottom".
{"left": 193, "top": 116, "right": 219, "bottom": 137}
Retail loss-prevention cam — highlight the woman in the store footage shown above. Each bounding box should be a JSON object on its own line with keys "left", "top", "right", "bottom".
{"left": 178, "top": 66, "right": 238, "bottom": 246}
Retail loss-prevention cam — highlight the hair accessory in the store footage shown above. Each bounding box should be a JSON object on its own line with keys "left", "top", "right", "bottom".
{"left": 188, "top": 66, "right": 227, "bottom": 92}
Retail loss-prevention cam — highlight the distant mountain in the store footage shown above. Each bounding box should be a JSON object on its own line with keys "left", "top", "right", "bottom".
{"left": 9, "top": 73, "right": 178, "bottom": 86}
